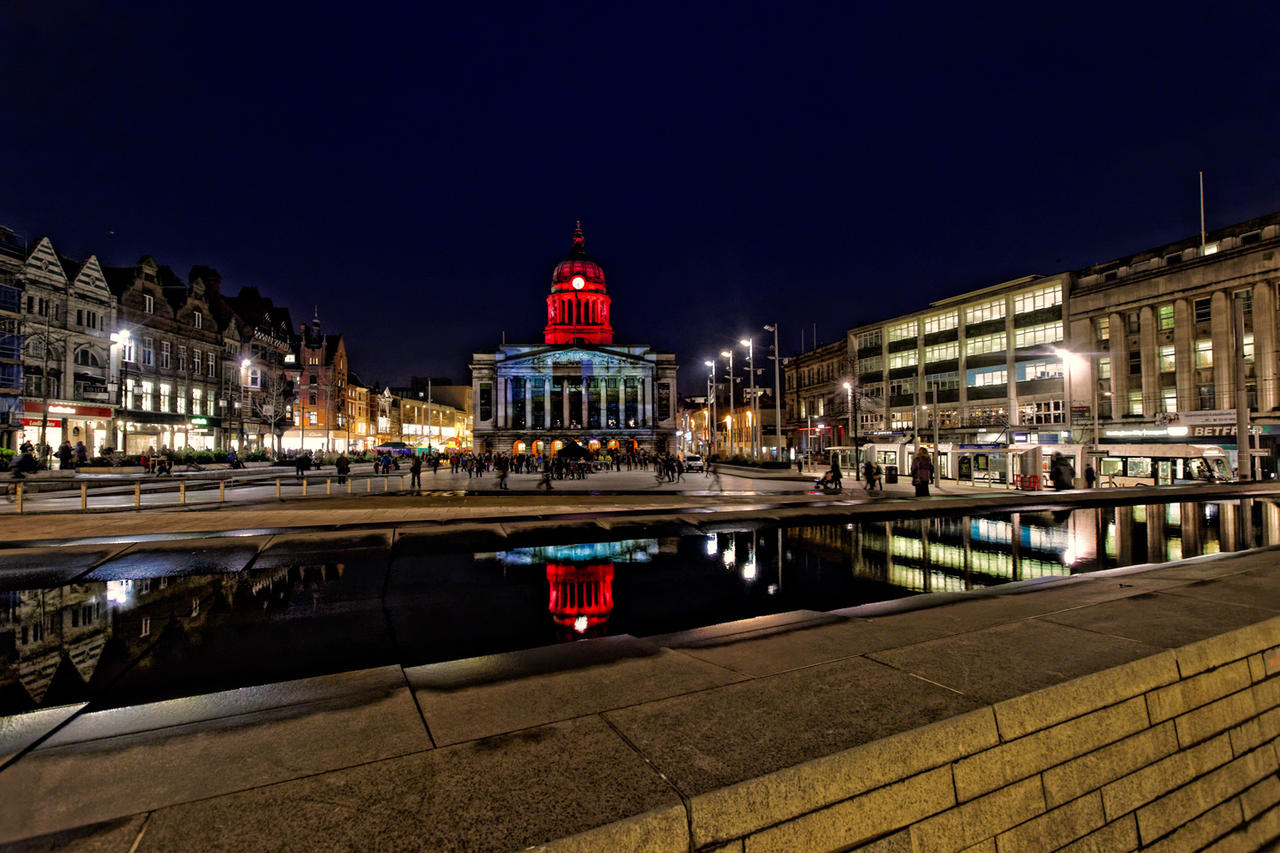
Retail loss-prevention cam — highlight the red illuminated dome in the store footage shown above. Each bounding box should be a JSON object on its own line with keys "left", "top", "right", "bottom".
{"left": 545, "top": 222, "right": 613, "bottom": 345}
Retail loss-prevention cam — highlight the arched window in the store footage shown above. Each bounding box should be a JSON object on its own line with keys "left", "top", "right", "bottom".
{"left": 74, "top": 348, "right": 101, "bottom": 367}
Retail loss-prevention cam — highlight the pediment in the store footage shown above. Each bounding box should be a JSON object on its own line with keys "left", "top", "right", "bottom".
{"left": 500, "top": 346, "right": 650, "bottom": 370}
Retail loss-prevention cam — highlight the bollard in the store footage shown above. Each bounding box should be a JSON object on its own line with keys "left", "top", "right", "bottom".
{"left": 346, "top": 477, "right": 351, "bottom": 494}
{"left": 276, "top": 478, "right": 281, "bottom": 499}
{"left": 134, "top": 482, "right": 141, "bottom": 509}
{"left": 326, "top": 478, "right": 331, "bottom": 495}
{"left": 219, "top": 480, "right": 225, "bottom": 502}
{"left": 302, "top": 478, "right": 308, "bottom": 496}
{"left": 398, "top": 475, "right": 404, "bottom": 492}
{"left": 383, "top": 477, "right": 388, "bottom": 492}
{"left": 366, "top": 477, "right": 371, "bottom": 493}
{"left": 15, "top": 482, "right": 22, "bottom": 514}
{"left": 80, "top": 482, "right": 87, "bottom": 510}
{"left": 180, "top": 481, "right": 186, "bottom": 505}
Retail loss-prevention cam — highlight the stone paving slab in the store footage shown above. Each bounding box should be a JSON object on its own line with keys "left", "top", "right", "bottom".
{"left": 0, "top": 703, "right": 84, "bottom": 767}
{"left": 868, "top": 618, "right": 1166, "bottom": 705}
{"left": 408, "top": 643, "right": 745, "bottom": 745}
{"left": 133, "top": 715, "right": 683, "bottom": 853}
{"left": 0, "top": 667, "right": 430, "bottom": 845}
{"left": 1041, "top": 590, "right": 1280, "bottom": 650}
{"left": 603, "top": 655, "right": 985, "bottom": 797}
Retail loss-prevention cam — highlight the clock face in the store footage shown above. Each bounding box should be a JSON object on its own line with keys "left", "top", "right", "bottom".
{"left": 571, "top": 275, "right": 585, "bottom": 290}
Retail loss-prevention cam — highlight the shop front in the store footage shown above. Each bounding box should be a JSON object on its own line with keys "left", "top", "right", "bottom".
{"left": 116, "top": 412, "right": 223, "bottom": 455}
{"left": 18, "top": 402, "right": 115, "bottom": 455}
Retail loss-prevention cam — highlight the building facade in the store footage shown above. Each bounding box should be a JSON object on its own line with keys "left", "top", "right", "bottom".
{"left": 283, "top": 313, "right": 347, "bottom": 452}
{"left": 471, "top": 225, "right": 678, "bottom": 456}
{"left": 783, "top": 338, "right": 853, "bottom": 457}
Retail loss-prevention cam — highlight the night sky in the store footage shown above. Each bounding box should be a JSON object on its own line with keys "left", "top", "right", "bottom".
{"left": 6, "top": 2, "right": 1280, "bottom": 393}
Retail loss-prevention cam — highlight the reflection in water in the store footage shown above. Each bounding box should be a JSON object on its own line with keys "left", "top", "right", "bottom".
{"left": 1, "top": 499, "right": 1275, "bottom": 716}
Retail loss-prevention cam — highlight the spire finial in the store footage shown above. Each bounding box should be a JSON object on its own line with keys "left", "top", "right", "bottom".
{"left": 572, "top": 220, "right": 584, "bottom": 250}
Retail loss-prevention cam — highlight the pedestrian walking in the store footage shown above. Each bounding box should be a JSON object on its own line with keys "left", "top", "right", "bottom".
{"left": 336, "top": 452, "right": 350, "bottom": 484}
{"left": 56, "top": 441, "right": 73, "bottom": 470}
{"left": 410, "top": 453, "right": 423, "bottom": 493}
{"left": 1084, "top": 463, "right": 1097, "bottom": 489}
{"left": 910, "top": 447, "right": 934, "bottom": 498}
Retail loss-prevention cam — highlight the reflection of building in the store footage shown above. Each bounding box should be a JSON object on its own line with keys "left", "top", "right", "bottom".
{"left": 471, "top": 224, "right": 678, "bottom": 456}
{"left": 546, "top": 563, "right": 614, "bottom": 638}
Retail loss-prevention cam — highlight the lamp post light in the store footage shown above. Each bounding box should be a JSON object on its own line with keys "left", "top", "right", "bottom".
{"left": 740, "top": 337, "right": 758, "bottom": 459}
{"left": 111, "top": 330, "right": 131, "bottom": 453}
{"left": 721, "top": 349, "right": 734, "bottom": 457}
{"left": 1051, "top": 346, "right": 1086, "bottom": 444}
{"left": 842, "top": 382, "right": 852, "bottom": 451}
{"left": 704, "top": 359, "right": 717, "bottom": 457}
{"left": 763, "top": 323, "right": 781, "bottom": 461}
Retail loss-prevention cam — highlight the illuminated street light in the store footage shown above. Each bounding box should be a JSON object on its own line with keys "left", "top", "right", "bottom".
{"left": 721, "top": 349, "right": 735, "bottom": 456}
{"left": 1051, "top": 346, "right": 1086, "bottom": 445}
{"left": 740, "top": 337, "right": 758, "bottom": 458}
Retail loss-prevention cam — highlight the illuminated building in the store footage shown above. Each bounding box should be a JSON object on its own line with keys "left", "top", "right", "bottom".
{"left": 470, "top": 223, "right": 678, "bottom": 455}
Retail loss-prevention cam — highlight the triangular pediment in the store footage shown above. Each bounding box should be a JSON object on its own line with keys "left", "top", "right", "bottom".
{"left": 71, "top": 255, "right": 111, "bottom": 296}
{"left": 501, "top": 345, "right": 651, "bottom": 369}
{"left": 22, "top": 237, "right": 69, "bottom": 288}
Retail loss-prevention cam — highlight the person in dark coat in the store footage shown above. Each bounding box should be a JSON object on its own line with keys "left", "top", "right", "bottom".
{"left": 1084, "top": 463, "right": 1097, "bottom": 489}
{"left": 910, "top": 447, "right": 934, "bottom": 498}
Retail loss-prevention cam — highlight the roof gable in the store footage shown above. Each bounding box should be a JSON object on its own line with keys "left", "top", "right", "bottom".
{"left": 70, "top": 255, "right": 111, "bottom": 298}
{"left": 21, "top": 237, "right": 70, "bottom": 289}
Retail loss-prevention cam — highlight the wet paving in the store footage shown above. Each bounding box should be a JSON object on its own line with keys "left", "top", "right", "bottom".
{"left": 2, "top": 496, "right": 1276, "bottom": 720}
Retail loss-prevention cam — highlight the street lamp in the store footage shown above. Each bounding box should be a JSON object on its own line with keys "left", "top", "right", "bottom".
{"left": 111, "top": 330, "right": 131, "bottom": 453}
{"left": 704, "top": 359, "right": 717, "bottom": 456}
{"left": 1051, "top": 346, "right": 1086, "bottom": 444}
{"left": 740, "top": 337, "right": 758, "bottom": 459}
{"left": 763, "top": 324, "right": 781, "bottom": 461}
{"left": 842, "top": 382, "right": 852, "bottom": 450}
{"left": 720, "top": 349, "right": 734, "bottom": 457}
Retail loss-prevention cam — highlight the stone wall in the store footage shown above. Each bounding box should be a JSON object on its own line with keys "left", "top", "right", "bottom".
{"left": 552, "top": 615, "right": 1280, "bottom": 852}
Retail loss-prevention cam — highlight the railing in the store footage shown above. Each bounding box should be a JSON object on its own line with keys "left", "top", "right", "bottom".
{"left": 1, "top": 469, "right": 430, "bottom": 515}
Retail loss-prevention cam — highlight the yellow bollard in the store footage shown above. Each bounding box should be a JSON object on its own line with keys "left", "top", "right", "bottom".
{"left": 366, "top": 477, "right": 371, "bottom": 492}
{"left": 346, "top": 477, "right": 352, "bottom": 494}
{"left": 219, "top": 480, "right": 225, "bottom": 502}
{"left": 326, "top": 478, "right": 331, "bottom": 495}
{"left": 180, "top": 481, "right": 186, "bottom": 505}
{"left": 383, "top": 477, "right": 388, "bottom": 492}
{"left": 302, "top": 478, "right": 308, "bottom": 496}
{"left": 398, "top": 475, "right": 404, "bottom": 491}
{"left": 276, "top": 478, "right": 281, "bottom": 499}
{"left": 80, "top": 482, "right": 87, "bottom": 510}
{"left": 134, "top": 482, "right": 141, "bottom": 509}
{"left": 15, "top": 482, "right": 22, "bottom": 514}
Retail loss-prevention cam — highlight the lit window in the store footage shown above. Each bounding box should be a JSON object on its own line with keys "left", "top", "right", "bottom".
{"left": 1159, "top": 345, "right": 1175, "bottom": 373}
{"left": 967, "top": 366, "right": 1008, "bottom": 387}
{"left": 160, "top": 384, "right": 171, "bottom": 411}
{"left": 965, "top": 332, "right": 1007, "bottom": 356}
{"left": 194, "top": 311, "right": 203, "bottom": 329}
{"left": 1128, "top": 390, "right": 1143, "bottom": 416}
{"left": 1013, "top": 322, "right": 1063, "bottom": 349}
{"left": 1195, "top": 339, "right": 1213, "bottom": 368}
{"left": 143, "top": 294, "right": 154, "bottom": 314}
{"left": 965, "top": 299, "right": 1006, "bottom": 325}
{"left": 140, "top": 380, "right": 154, "bottom": 411}
{"left": 858, "top": 355, "right": 882, "bottom": 374}
{"left": 1098, "top": 357, "right": 1110, "bottom": 379}
{"left": 1162, "top": 388, "right": 1177, "bottom": 413}
{"left": 1016, "top": 360, "right": 1063, "bottom": 382}
{"left": 1013, "top": 284, "right": 1062, "bottom": 315}
{"left": 888, "top": 322, "right": 918, "bottom": 343}
{"left": 1158, "top": 305, "right": 1174, "bottom": 330}
{"left": 888, "top": 350, "right": 918, "bottom": 369}
{"left": 192, "top": 387, "right": 203, "bottom": 414}
{"left": 1243, "top": 333, "right": 1254, "bottom": 362}
{"left": 1202, "top": 242, "right": 1219, "bottom": 256}
{"left": 925, "top": 342, "right": 959, "bottom": 362}
{"left": 177, "top": 386, "right": 186, "bottom": 414}
{"left": 141, "top": 337, "right": 154, "bottom": 367}
{"left": 923, "top": 312, "right": 958, "bottom": 334}
{"left": 1097, "top": 316, "right": 1110, "bottom": 340}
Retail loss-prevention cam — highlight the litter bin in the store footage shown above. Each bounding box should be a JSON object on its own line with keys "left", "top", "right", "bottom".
{"left": 884, "top": 465, "right": 899, "bottom": 485}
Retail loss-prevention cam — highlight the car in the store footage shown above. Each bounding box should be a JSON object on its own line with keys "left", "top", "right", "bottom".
{"left": 683, "top": 454, "right": 704, "bottom": 472}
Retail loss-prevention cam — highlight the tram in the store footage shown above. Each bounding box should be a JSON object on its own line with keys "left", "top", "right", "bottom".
{"left": 1091, "top": 443, "right": 1232, "bottom": 487}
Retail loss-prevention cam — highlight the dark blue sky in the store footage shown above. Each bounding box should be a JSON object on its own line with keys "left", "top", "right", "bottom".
{"left": 5, "top": 2, "right": 1279, "bottom": 392}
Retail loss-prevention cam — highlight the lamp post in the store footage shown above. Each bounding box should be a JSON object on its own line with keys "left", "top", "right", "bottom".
{"left": 111, "top": 330, "right": 131, "bottom": 453}
{"left": 721, "top": 349, "right": 734, "bottom": 457}
{"left": 740, "top": 337, "right": 758, "bottom": 459}
{"left": 1052, "top": 346, "right": 1085, "bottom": 445}
{"left": 764, "top": 323, "right": 781, "bottom": 461}
{"left": 705, "top": 359, "right": 717, "bottom": 457}
{"left": 842, "top": 382, "right": 852, "bottom": 451}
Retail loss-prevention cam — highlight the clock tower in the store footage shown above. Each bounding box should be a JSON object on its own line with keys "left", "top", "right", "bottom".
{"left": 544, "top": 222, "right": 613, "bottom": 345}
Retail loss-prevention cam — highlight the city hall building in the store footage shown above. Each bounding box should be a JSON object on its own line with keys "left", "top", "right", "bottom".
{"left": 470, "top": 224, "right": 678, "bottom": 456}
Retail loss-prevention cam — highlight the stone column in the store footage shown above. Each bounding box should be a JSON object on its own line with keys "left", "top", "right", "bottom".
{"left": 1108, "top": 312, "right": 1127, "bottom": 412}
{"left": 1211, "top": 291, "right": 1232, "bottom": 408}
{"left": 496, "top": 377, "right": 506, "bottom": 429}
{"left": 645, "top": 376, "right": 655, "bottom": 426}
{"left": 1174, "top": 299, "right": 1194, "bottom": 411}
{"left": 561, "top": 379, "right": 570, "bottom": 428}
{"left": 543, "top": 378, "right": 551, "bottom": 429}
{"left": 580, "top": 378, "right": 589, "bottom": 428}
{"left": 1255, "top": 282, "right": 1277, "bottom": 411}
{"left": 1139, "top": 306, "right": 1158, "bottom": 415}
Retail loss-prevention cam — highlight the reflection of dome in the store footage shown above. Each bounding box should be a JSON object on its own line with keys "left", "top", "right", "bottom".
{"left": 547, "top": 562, "right": 614, "bottom": 638}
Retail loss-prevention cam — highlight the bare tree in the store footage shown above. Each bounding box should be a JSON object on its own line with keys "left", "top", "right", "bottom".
{"left": 254, "top": 369, "right": 294, "bottom": 455}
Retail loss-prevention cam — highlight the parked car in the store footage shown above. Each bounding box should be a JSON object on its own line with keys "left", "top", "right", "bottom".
{"left": 684, "top": 454, "right": 704, "bottom": 472}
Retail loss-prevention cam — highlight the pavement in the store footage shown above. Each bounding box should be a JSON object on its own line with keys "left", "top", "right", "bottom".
{"left": 2, "top": 538, "right": 1278, "bottom": 850}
